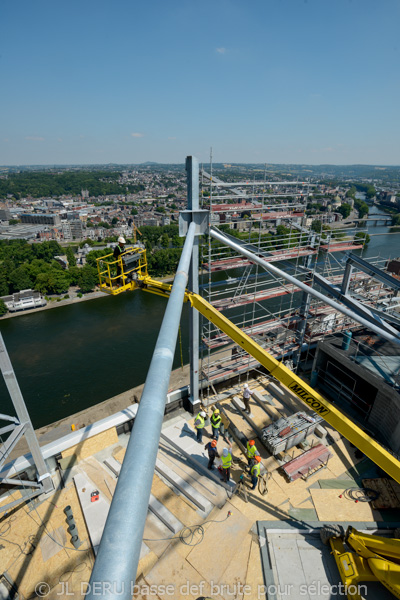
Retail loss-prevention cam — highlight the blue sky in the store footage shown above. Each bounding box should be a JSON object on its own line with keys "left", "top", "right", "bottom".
{"left": 1, "top": 0, "right": 399, "bottom": 166}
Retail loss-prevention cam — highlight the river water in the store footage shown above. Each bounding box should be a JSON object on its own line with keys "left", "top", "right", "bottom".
{"left": 1, "top": 205, "right": 398, "bottom": 429}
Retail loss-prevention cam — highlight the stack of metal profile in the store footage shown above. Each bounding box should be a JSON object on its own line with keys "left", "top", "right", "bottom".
{"left": 261, "top": 411, "right": 324, "bottom": 455}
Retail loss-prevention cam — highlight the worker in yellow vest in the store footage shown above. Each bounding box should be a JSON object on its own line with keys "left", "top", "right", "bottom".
{"left": 246, "top": 439, "right": 259, "bottom": 466}
{"left": 220, "top": 443, "right": 233, "bottom": 483}
{"left": 194, "top": 410, "right": 207, "bottom": 444}
{"left": 250, "top": 456, "right": 262, "bottom": 490}
{"left": 210, "top": 408, "right": 221, "bottom": 440}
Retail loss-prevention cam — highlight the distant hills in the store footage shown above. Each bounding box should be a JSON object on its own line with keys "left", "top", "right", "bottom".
{"left": 1, "top": 162, "right": 399, "bottom": 184}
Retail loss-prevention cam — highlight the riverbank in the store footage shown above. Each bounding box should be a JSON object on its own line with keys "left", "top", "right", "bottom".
{"left": 10, "top": 341, "right": 232, "bottom": 458}
{"left": 0, "top": 288, "right": 105, "bottom": 320}
{"left": 0, "top": 274, "right": 175, "bottom": 321}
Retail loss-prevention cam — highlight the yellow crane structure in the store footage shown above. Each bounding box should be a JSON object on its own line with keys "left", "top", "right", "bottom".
{"left": 321, "top": 525, "right": 400, "bottom": 599}
{"left": 96, "top": 245, "right": 400, "bottom": 485}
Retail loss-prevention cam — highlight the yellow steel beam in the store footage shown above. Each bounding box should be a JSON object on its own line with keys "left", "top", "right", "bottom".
{"left": 100, "top": 270, "right": 400, "bottom": 484}
{"left": 187, "top": 291, "right": 400, "bottom": 484}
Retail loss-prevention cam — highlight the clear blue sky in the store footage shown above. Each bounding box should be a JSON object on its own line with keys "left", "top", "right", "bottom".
{"left": 1, "top": 0, "right": 399, "bottom": 166}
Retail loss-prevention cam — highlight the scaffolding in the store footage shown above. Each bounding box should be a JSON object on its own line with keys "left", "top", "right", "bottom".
{"left": 199, "top": 168, "right": 400, "bottom": 396}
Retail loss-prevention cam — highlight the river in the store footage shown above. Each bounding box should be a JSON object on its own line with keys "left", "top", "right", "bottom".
{"left": 1, "top": 205, "right": 398, "bottom": 429}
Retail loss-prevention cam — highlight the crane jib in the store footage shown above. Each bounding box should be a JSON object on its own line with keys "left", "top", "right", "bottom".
{"left": 288, "top": 383, "right": 330, "bottom": 416}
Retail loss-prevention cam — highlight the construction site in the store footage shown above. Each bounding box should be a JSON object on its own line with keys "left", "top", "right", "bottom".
{"left": 1, "top": 157, "right": 400, "bottom": 600}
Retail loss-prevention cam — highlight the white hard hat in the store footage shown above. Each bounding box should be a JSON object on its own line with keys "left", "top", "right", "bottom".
{"left": 244, "top": 383, "right": 249, "bottom": 388}
{"left": 223, "top": 448, "right": 229, "bottom": 456}
{"left": 118, "top": 236, "right": 126, "bottom": 244}
{"left": 200, "top": 411, "right": 206, "bottom": 418}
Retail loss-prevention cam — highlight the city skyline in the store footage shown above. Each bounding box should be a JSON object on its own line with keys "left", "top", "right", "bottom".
{"left": 1, "top": 0, "right": 400, "bottom": 166}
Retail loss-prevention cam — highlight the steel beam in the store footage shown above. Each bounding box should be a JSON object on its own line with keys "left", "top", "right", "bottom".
{"left": 313, "top": 272, "right": 400, "bottom": 338}
{"left": 210, "top": 227, "right": 400, "bottom": 346}
{"left": 0, "top": 423, "right": 27, "bottom": 469}
{"left": 0, "top": 424, "right": 17, "bottom": 436}
{"left": 86, "top": 221, "right": 196, "bottom": 600}
{"left": 186, "top": 156, "right": 200, "bottom": 407}
{"left": 341, "top": 262, "right": 354, "bottom": 295}
{"left": 346, "top": 253, "right": 400, "bottom": 292}
{"left": 0, "top": 413, "right": 19, "bottom": 423}
{"left": 0, "top": 334, "right": 53, "bottom": 495}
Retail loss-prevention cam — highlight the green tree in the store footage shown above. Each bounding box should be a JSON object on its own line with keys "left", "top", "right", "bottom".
{"left": 66, "top": 246, "right": 77, "bottom": 267}
{"left": 0, "top": 265, "right": 9, "bottom": 296}
{"left": 78, "top": 265, "right": 98, "bottom": 293}
{"left": 346, "top": 186, "right": 356, "bottom": 198}
{"left": 9, "top": 266, "right": 33, "bottom": 293}
{"left": 68, "top": 266, "right": 81, "bottom": 286}
{"left": 354, "top": 232, "right": 370, "bottom": 245}
{"left": 85, "top": 248, "right": 110, "bottom": 268}
{"left": 0, "top": 299, "right": 7, "bottom": 316}
{"left": 34, "top": 268, "right": 70, "bottom": 295}
{"left": 338, "top": 203, "right": 351, "bottom": 219}
{"left": 160, "top": 233, "right": 170, "bottom": 248}
{"left": 311, "top": 220, "right": 323, "bottom": 233}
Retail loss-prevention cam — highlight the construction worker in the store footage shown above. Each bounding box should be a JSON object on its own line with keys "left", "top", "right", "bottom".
{"left": 220, "top": 411, "right": 230, "bottom": 440}
{"left": 204, "top": 439, "right": 219, "bottom": 470}
{"left": 220, "top": 443, "right": 232, "bottom": 483}
{"left": 246, "top": 439, "right": 259, "bottom": 466}
{"left": 210, "top": 408, "right": 221, "bottom": 440}
{"left": 194, "top": 410, "right": 207, "bottom": 444}
{"left": 113, "top": 236, "right": 126, "bottom": 285}
{"left": 243, "top": 382, "right": 253, "bottom": 413}
{"left": 250, "top": 455, "right": 262, "bottom": 490}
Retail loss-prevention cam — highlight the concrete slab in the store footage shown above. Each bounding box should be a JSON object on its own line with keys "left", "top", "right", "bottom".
{"left": 142, "top": 511, "right": 177, "bottom": 558}
{"left": 155, "top": 458, "right": 212, "bottom": 514}
{"left": 268, "top": 531, "right": 340, "bottom": 600}
{"left": 158, "top": 444, "right": 228, "bottom": 508}
{"left": 78, "top": 456, "right": 117, "bottom": 502}
{"left": 161, "top": 418, "right": 235, "bottom": 493}
{"left": 103, "top": 455, "right": 121, "bottom": 477}
{"left": 73, "top": 472, "right": 110, "bottom": 555}
{"left": 74, "top": 472, "right": 150, "bottom": 559}
{"left": 150, "top": 475, "right": 200, "bottom": 528}
{"left": 260, "top": 526, "right": 396, "bottom": 600}
{"left": 148, "top": 493, "right": 183, "bottom": 534}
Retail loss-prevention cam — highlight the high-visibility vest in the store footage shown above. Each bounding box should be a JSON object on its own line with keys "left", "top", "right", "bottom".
{"left": 211, "top": 413, "right": 221, "bottom": 428}
{"left": 195, "top": 414, "right": 205, "bottom": 429}
{"left": 247, "top": 442, "right": 257, "bottom": 458}
{"left": 251, "top": 463, "right": 261, "bottom": 478}
{"left": 221, "top": 453, "right": 232, "bottom": 469}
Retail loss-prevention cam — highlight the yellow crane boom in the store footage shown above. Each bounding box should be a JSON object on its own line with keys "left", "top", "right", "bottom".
{"left": 187, "top": 291, "right": 400, "bottom": 484}
{"left": 96, "top": 251, "right": 400, "bottom": 484}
